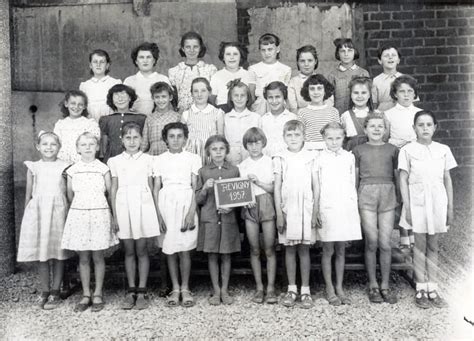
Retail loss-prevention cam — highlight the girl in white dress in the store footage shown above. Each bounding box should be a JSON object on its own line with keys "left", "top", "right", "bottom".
{"left": 314, "top": 122, "right": 361, "bottom": 306}
{"left": 153, "top": 122, "right": 202, "bottom": 308}
{"left": 399, "top": 111, "right": 456, "bottom": 309}
{"left": 108, "top": 122, "right": 160, "bottom": 310}
{"left": 273, "top": 120, "right": 318, "bottom": 309}
{"left": 61, "top": 132, "right": 119, "bottom": 313}
{"left": 53, "top": 90, "right": 100, "bottom": 163}
{"left": 17, "top": 132, "right": 73, "bottom": 310}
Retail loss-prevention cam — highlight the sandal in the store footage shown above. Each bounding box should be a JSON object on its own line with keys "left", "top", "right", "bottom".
{"left": 368, "top": 288, "right": 383, "bottom": 304}
{"left": 380, "top": 288, "right": 398, "bottom": 304}
{"left": 251, "top": 290, "right": 264, "bottom": 304}
{"left": 36, "top": 292, "right": 50, "bottom": 309}
{"left": 300, "top": 294, "right": 314, "bottom": 309}
{"left": 221, "top": 292, "right": 234, "bottom": 305}
{"left": 281, "top": 291, "right": 297, "bottom": 308}
{"left": 120, "top": 288, "right": 136, "bottom": 310}
{"left": 134, "top": 288, "right": 149, "bottom": 310}
{"left": 326, "top": 294, "right": 342, "bottom": 306}
{"left": 166, "top": 290, "right": 180, "bottom": 307}
{"left": 415, "top": 289, "right": 430, "bottom": 309}
{"left": 428, "top": 290, "right": 447, "bottom": 308}
{"left": 265, "top": 291, "right": 278, "bottom": 305}
{"left": 180, "top": 289, "right": 195, "bottom": 308}
{"left": 338, "top": 295, "right": 352, "bottom": 305}
{"left": 208, "top": 294, "right": 221, "bottom": 306}
{"left": 91, "top": 295, "right": 105, "bottom": 312}
{"left": 74, "top": 295, "right": 91, "bottom": 313}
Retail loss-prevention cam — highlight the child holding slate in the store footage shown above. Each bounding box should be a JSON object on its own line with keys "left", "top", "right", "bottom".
{"left": 196, "top": 135, "right": 241, "bottom": 305}
{"left": 238, "top": 128, "right": 277, "bottom": 304}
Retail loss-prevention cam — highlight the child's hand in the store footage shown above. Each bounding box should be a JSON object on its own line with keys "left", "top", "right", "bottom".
{"left": 218, "top": 207, "right": 231, "bottom": 215}
{"left": 405, "top": 206, "right": 412, "bottom": 226}
{"left": 311, "top": 213, "right": 321, "bottom": 229}
{"left": 204, "top": 178, "right": 215, "bottom": 190}
{"left": 247, "top": 174, "right": 259, "bottom": 184}
{"left": 247, "top": 201, "right": 256, "bottom": 209}
{"left": 276, "top": 214, "right": 286, "bottom": 234}
{"left": 182, "top": 212, "right": 196, "bottom": 232}
{"left": 113, "top": 218, "right": 120, "bottom": 233}
{"left": 158, "top": 214, "right": 167, "bottom": 233}
{"left": 447, "top": 208, "right": 454, "bottom": 226}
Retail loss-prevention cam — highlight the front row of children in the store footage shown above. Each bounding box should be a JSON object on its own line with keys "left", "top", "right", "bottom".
{"left": 17, "top": 109, "right": 455, "bottom": 312}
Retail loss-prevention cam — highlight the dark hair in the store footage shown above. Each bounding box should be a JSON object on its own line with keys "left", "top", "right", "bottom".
{"left": 296, "top": 45, "right": 319, "bottom": 71}
{"left": 131, "top": 42, "right": 160, "bottom": 67}
{"left": 227, "top": 80, "right": 253, "bottom": 110}
{"left": 348, "top": 76, "right": 374, "bottom": 111}
{"left": 218, "top": 42, "right": 247, "bottom": 66}
{"left": 242, "top": 127, "right": 267, "bottom": 149}
{"left": 150, "top": 82, "right": 178, "bottom": 111}
{"left": 121, "top": 121, "right": 142, "bottom": 137}
{"left": 60, "top": 90, "right": 89, "bottom": 118}
{"left": 258, "top": 33, "right": 281, "bottom": 59}
{"left": 179, "top": 31, "right": 207, "bottom": 58}
{"left": 263, "top": 81, "right": 288, "bottom": 100}
{"left": 191, "top": 77, "right": 212, "bottom": 93}
{"left": 377, "top": 45, "right": 402, "bottom": 60}
{"left": 390, "top": 75, "right": 418, "bottom": 101}
{"left": 300, "top": 74, "right": 334, "bottom": 102}
{"left": 414, "top": 110, "right": 437, "bottom": 126}
{"left": 106, "top": 84, "right": 138, "bottom": 111}
{"left": 88, "top": 49, "right": 111, "bottom": 76}
{"left": 162, "top": 122, "right": 189, "bottom": 143}
{"left": 363, "top": 112, "right": 387, "bottom": 129}
{"left": 320, "top": 121, "right": 345, "bottom": 137}
{"left": 205, "top": 135, "right": 230, "bottom": 156}
{"left": 333, "top": 38, "right": 359, "bottom": 61}
{"left": 283, "top": 119, "right": 305, "bottom": 134}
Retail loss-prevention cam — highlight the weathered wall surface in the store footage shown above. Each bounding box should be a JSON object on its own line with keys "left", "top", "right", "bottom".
{"left": 12, "top": 1, "right": 237, "bottom": 91}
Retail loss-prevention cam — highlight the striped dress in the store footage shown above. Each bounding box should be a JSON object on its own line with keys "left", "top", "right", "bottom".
{"left": 181, "top": 104, "right": 224, "bottom": 164}
{"left": 298, "top": 105, "right": 340, "bottom": 150}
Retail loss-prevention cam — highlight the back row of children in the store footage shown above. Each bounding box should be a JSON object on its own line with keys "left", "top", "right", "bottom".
{"left": 18, "top": 32, "right": 456, "bottom": 312}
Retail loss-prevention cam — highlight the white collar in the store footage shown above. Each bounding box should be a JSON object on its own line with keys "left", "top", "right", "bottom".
{"left": 338, "top": 64, "right": 358, "bottom": 72}
{"left": 90, "top": 75, "right": 110, "bottom": 83}
{"left": 191, "top": 103, "right": 214, "bottom": 114}
{"left": 122, "top": 151, "right": 143, "bottom": 160}
{"left": 227, "top": 108, "right": 251, "bottom": 117}
{"left": 381, "top": 71, "right": 402, "bottom": 80}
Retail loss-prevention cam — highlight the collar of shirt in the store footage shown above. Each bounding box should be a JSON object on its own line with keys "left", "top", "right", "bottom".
{"left": 136, "top": 71, "right": 158, "bottom": 80}
{"left": 297, "top": 72, "right": 316, "bottom": 80}
{"left": 209, "top": 161, "right": 230, "bottom": 169}
{"left": 90, "top": 75, "right": 110, "bottom": 83}
{"left": 191, "top": 104, "right": 214, "bottom": 114}
{"left": 178, "top": 61, "right": 205, "bottom": 70}
{"left": 122, "top": 151, "right": 143, "bottom": 160}
{"left": 394, "top": 103, "right": 417, "bottom": 112}
{"left": 262, "top": 109, "right": 292, "bottom": 119}
{"left": 307, "top": 104, "right": 328, "bottom": 110}
{"left": 380, "top": 71, "right": 402, "bottom": 81}
{"left": 323, "top": 148, "right": 344, "bottom": 156}
{"left": 353, "top": 107, "right": 369, "bottom": 115}
{"left": 338, "top": 64, "right": 358, "bottom": 72}
{"left": 227, "top": 108, "right": 251, "bottom": 118}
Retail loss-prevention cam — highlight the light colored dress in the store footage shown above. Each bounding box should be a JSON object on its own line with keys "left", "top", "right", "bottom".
{"left": 17, "top": 160, "right": 73, "bottom": 262}
{"left": 107, "top": 152, "right": 160, "bottom": 240}
{"left": 153, "top": 151, "right": 202, "bottom": 255}
{"left": 210, "top": 67, "right": 255, "bottom": 106}
{"left": 261, "top": 110, "right": 298, "bottom": 157}
{"left": 384, "top": 103, "right": 422, "bottom": 148}
{"left": 123, "top": 71, "right": 171, "bottom": 116}
{"left": 53, "top": 116, "right": 101, "bottom": 163}
{"left": 61, "top": 160, "right": 119, "bottom": 251}
{"left": 315, "top": 149, "right": 362, "bottom": 242}
{"left": 273, "top": 149, "right": 317, "bottom": 245}
{"left": 181, "top": 104, "right": 224, "bottom": 164}
{"left": 398, "top": 141, "right": 457, "bottom": 234}
{"left": 168, "top": 61, "right": 217, "bottom": 112}
{"left": 79, "top": 75, "right": 122, "bottom": 121}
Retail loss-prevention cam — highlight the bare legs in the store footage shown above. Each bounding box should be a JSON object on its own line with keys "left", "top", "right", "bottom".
{"left": 285, "top": 244, "right": 311, "bottom": 288}
{"left": 167, "top": 251, "right": 192, "bottom": 292}
{"left": 413, "top": 233, "right": 439, "bottom": 284}
{"left": 321, "top": 242, "right": 346, "bottom": 297}
{"left": 122, "top": 238, "right": 150, "bottom": 289}
{"left": 38, "top": 260, "right": 64, "bottom": 293}
{"left": 77, "top": 250, "right": 105, "bottom": 304}
{"left": 208, "top": 253, "right": 232, "bottom": 298}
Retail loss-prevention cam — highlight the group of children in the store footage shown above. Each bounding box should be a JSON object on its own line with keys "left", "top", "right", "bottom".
{"left": 17, "top": 31, "right": 456, "bottom": 313}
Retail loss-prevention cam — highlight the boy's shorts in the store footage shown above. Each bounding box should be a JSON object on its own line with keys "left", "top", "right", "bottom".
{"left": 242, "top": 192, "right": 275, "bottom": 224}
{"left": 358, "top": 183, "right": 397, "bottom": 213}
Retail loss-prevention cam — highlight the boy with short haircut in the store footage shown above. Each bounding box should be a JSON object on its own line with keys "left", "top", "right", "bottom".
{"left": 249, "top": 33, "right": 292, "bottom": 115}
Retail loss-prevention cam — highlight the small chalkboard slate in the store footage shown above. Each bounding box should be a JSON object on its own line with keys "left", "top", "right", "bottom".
{"left": 214, "top": 177, "right": 255, "bottom": 209}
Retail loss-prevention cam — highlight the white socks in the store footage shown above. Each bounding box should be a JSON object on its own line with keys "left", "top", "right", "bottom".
{"left": 300, "top": 286, "right": 311, "bottom": 296}
{"left": 288, "top": 285, "right": 297, "bottom": 293}
{"left": 287, "top": 285, "right": 310, "bottom": 295}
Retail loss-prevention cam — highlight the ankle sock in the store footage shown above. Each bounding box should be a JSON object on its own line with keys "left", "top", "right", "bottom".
{"left": 400, "top": 236, "right": 410, "bottom": 246}
{"left": 409, "top": 234, "right": 415, "bottom": 245}
{"left": 288, "top": 285, "right": 297, "bottom": 293}
{"left": 427, "top": 282, "right": 438, "bottom": 297}
{"left": 416, "top": 282, "right": 428, "bottom": 291}
{"left": 300, "top": 286, "right": 310, "bottom": 295}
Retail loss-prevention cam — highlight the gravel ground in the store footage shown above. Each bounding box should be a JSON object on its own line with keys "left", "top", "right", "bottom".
{"left": 1, "top": 168, "right": 471, "bottom": 340}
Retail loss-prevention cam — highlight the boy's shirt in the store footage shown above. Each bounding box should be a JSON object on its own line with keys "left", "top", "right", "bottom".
{"left": 248, "top": 61, "right": 292, "bottom": 99}
{"left": 371, "top": 71, "right": 402, "bottom": 112}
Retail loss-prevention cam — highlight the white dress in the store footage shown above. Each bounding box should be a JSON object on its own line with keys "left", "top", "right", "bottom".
{"left": 61, "top": 160, "right": 119, "bottom": 251}
{"left": 17, "top": 160, "right": 73, "bottom": 262}
{"left": 153, "top": 151, "right": 202, "bottom": 255}
{"left": 315, "top": 149, "right": 362, "bottom": 242}
{"left": 79, "top": 75, "right": 122, "bottom": 121}
{"left": 398, "top": 141, "right": 457, "bottom": 234}
{"left": 273, "top": 149, "right": 317, "bottom": 245}
{"left": 107, "top": 152, "right": 160, "bottom": 239}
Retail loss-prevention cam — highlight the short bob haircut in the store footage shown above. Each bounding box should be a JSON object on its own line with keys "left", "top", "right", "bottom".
{"left": 242, "top": 127, "right": 267, "bottom": 149}
{"left": 179, "top": 31, "right": 207, "bottom": 58}
{"left": 150, "top": 81, "right": 178, "bottom": 111}
{"left": 37, "top": 131, "right": 61, "bottom": 147}
{"left": 320, "top": 121, "right": 345, "bottom": 137}
{"left": 121, "top": 121, "right": 142, "bottom": 138}
{"left": 76, "top": 131, "right": 99, "bottom": 147}
{"left": 162, "top": 121, "right": 189, "bottom": 143}
{"left": 263, "top": 81, "right": 288, "bottom": 100}
{"left": 333, "top": 38, "right": 360, "bottom": 61}
{"left": 296, "top": 45, "right": 319, "bottom": 71}
{"left": 258, "top": 33, "right": 281, "bottom": 59}
{"left": 106, "top": 84, "right": 138, "bottom": 111}
{"left": 300, "top": 74, "right": 334, "bottom": 102}
{"left": 390, "top": 75, "right": 418, "bottom": 101}
{"left": 363, "top": 112, "right": 388, "bottom": 129}
{"left": 60, "top": 90, "right": 89, "bottom": 118}
{"left": 414, "top": 110, "right": 438, "bottom": 126}
{"left": 205, "top": 134, "right": 230, "bottom": 156}
{"left": 283, "top": 119, "right": 305, "bottom": 135}
{"left": 348, "top": 76, "right": 374, "bottom": 111}
{"left": 227, "top": 80, "right": 253, "bottom": 110}
{"left": 131, "top": 42, "right": 160, "bottom": 67}
{"left": 191, "top": 77, "right": 212, "bottom": 93}
{"left": 88, "top": 49, "right": 111, "bottom": 75}
{"left": 377, "top": 45, "right": 402, "bottom": 60}
{"left": 218, "top": 42, "right": 248, "bottom": 66}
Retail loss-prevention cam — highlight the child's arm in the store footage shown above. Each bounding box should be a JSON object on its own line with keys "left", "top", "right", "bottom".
{"left": 216, "top": 110, "right": 225, "bottom": 136}
{"left": 247, "top": 174, "right": 274, "bottom": 194}
{"left": 66, "top": 175, "right": 74, "bottom": 203}
{"left": 274, "top": 173, "right": 285, "bottom": 234}
{"left": 311, "top": 166, "right": 321, "bottom": 229}
{"left": 399, "top": 170, "right": 411, "bottom": 225}
{"left": 355, "top": 167, "right": 360, "bottom": 189}
{"left": 248, "top": 83, "right": 256, "bottom": 105}
{"left": 110, "top": 176, "right": 119, "bottom": 231}
{"left": 195, "top": 171, "right": 212, "bottom": 206}
{"left": 152, "top": 176, "right": 166, "bottom": 233}
{"left": 183, "top": 174, "right": 198, "bottom": 232}
{"left": 104, "top": 171, "right": 113, "bottom": 208}
{"left": 23, "top": 169, "right": 34, "bottom": 210}
{"left": 444, "top": 170, "right": 454, "bottom": 225}
{"left": 140, "top": 119, "right": 150, "bottom": 153}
